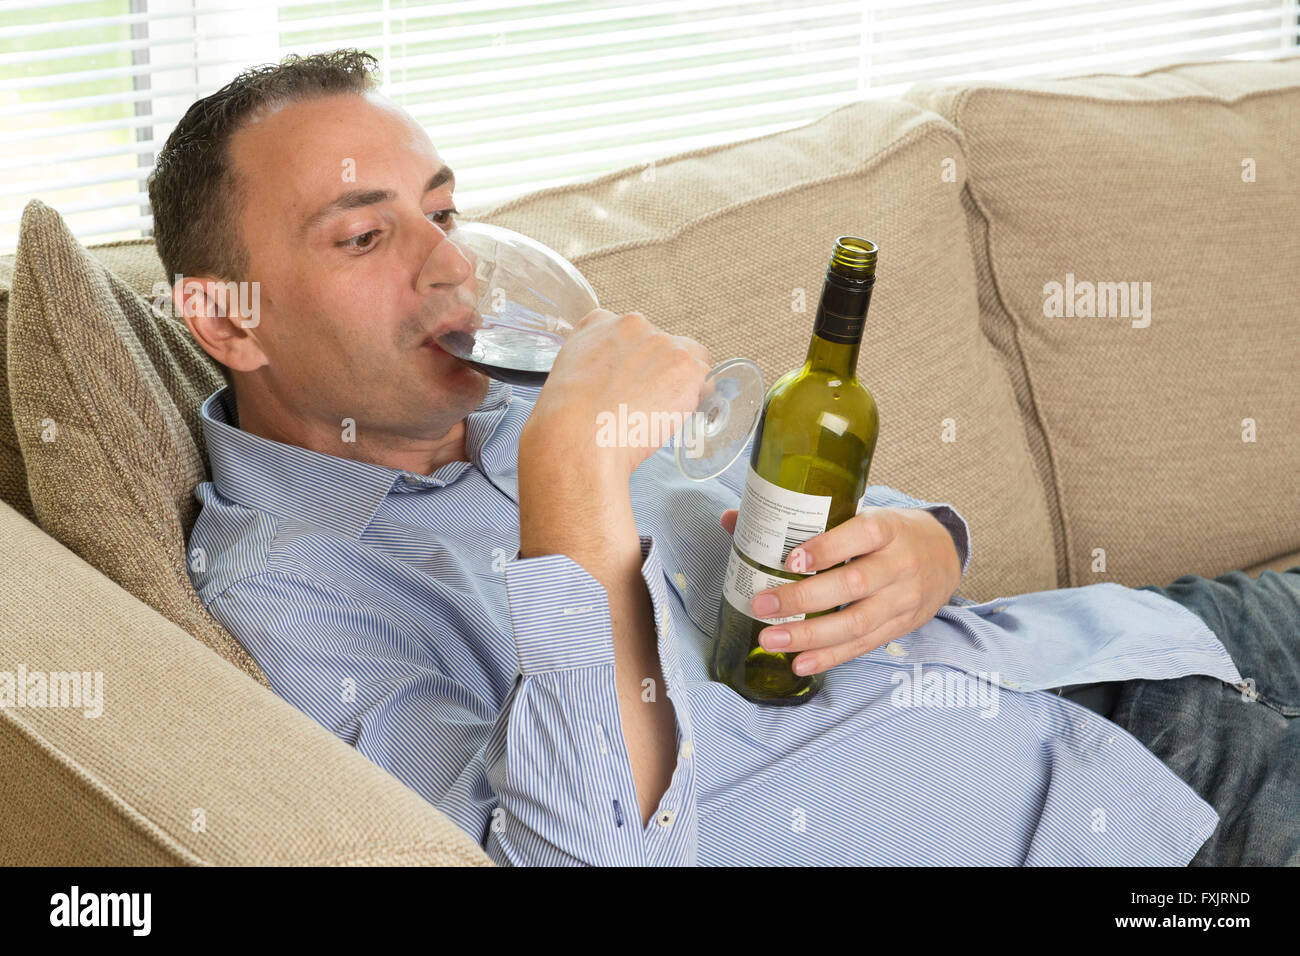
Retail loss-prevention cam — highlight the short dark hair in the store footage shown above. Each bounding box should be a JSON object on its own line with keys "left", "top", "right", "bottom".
{"left": 147, "top": 49, "right": 381, "bottom": 285}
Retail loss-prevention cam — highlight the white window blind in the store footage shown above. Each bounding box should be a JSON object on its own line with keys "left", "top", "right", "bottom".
{"left": 3, "top": 0, "right": 1298, "bottom": 252}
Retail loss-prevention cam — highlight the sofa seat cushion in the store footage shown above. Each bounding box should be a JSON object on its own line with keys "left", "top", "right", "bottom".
{"left": 1246, "top": 551, "right": 1300, "bottom": 578}
{"left": 0, "top": 500, "right": 487, "bottom": 865}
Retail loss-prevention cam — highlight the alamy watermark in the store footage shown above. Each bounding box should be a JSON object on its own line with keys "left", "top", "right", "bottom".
{"left": 49, "top": 886, "right": 150, "bottom": 935}
{"left": 151, "top": 275, "right": 261, "bottom": 328}
{"left": 1042, "top": 273, "right": 1151, "bottom": 328}
{"left": 595, "top": 403, "right": 707, "bottom": 459}
{"left": 0, "top": 663, "right": 103, "bottom": 718}
{"left": 890, "top": 665, "right": 1001, "bottom": 718}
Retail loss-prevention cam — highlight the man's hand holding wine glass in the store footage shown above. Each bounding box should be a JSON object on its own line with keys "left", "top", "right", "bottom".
{"left": 519, "top": 308, "right": 711, "bottom": 491}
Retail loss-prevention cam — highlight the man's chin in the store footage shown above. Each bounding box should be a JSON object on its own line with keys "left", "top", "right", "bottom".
{"left": 434, "top": 353, "right": 490, "bottom": 402}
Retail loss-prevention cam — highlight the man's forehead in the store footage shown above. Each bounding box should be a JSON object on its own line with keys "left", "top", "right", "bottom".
{"left": 229, "top": 93, "right": 445, "bottom": 209}
{"left": 240, "top": 88, "right": 422, "bottom": 140}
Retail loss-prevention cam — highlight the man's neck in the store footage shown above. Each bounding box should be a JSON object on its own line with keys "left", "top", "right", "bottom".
{"left": 230, "top": 387, "right": 469, "bottom": 476}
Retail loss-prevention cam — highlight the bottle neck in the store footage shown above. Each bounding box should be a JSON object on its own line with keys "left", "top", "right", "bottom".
{"left": 805, "top": 274, "right": 872, "bottom": 377}
{"left": 805, "top": 332, "right": 860, "bottom": 378}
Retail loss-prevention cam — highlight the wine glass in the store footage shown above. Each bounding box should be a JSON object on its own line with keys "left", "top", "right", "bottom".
{"left": 436, "top": 221, "right": 764, "bottom": 482}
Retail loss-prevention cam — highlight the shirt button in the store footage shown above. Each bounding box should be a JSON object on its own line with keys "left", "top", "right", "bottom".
{"left": 884, "top": 641, "right": 905, "bottom": 657}
{"left": 659, "top": 608, "right": 670, "bottom": 631}
{"left": 990, "top": 604, "right": 1009, "bottom": 613}
{"left": 673, "top": 572, "right": 688, "bottom": 589}
{"left": 657, "top": 809, "right": 675, "bottom": 828}
{"left": 1003, "top": 678, "right": 1020, "bottom": 689}
{"left": 680, "top": 740, "right": 694, "bottom": 760}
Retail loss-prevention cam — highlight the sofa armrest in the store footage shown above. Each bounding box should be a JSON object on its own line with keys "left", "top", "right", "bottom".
{"left": 0, "top": 502, "right": 491, "bottom": 866}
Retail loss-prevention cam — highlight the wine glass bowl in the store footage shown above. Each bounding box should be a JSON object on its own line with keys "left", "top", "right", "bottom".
{"left": 436, "top": 220, "right": 764, "bottom": 479}
{"left": 436, "top": 222, "right": 596, "bottom": 385}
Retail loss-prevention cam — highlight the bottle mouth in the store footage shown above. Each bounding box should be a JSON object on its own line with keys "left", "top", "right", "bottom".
{"left": 828, "top": 237, "right": 877, "bottom": 283}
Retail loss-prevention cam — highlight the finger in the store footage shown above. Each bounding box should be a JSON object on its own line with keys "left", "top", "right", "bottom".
{"left": 757, "top": 579, "right": 911, "bottom": 655}
{"left": 720, "top": 508, "right": 738, "bottom": 535}
{"left": 750, "top": 552, "right": 898, "bottom": 621}
{"left": 790, "top": 607, "right": 919, "bottom": 676}
{"left": 783, "top": 507, "right": 902, "bottom": 574}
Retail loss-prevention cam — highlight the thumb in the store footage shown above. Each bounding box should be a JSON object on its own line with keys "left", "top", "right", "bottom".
{"left": 720, "top": 508, "right": 738, "bottom": 535}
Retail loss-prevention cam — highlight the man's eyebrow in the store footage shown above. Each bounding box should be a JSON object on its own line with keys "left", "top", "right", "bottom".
{"left": 299, "top": 165, "right": 456, "bottom": 237}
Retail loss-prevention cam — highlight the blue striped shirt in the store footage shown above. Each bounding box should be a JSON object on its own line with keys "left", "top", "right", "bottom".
{"left": 189, "top": 380, "right": 1243, "bottom": 865}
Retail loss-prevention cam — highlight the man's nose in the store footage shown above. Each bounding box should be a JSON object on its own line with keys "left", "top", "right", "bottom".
{"left": 418, "top": 226, "right": 472, "bottom": 291}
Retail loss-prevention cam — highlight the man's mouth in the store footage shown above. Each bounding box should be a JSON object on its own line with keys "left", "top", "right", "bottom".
{"left": 421, "top": 311, "right": 478, "bottom": 352}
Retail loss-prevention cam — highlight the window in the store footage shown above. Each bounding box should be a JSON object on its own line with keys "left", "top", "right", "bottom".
{"left": 3, "top": 0, "right": 1298, "bottom": 250}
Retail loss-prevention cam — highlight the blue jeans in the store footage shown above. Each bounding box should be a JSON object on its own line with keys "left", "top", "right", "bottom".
{"left": 1103, "top": 567, "right": 1300, "bottom": 865}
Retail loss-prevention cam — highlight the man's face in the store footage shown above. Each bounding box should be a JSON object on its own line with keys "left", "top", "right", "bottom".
{"left": 227, "top": 90, "right": 487, "bottom": 445}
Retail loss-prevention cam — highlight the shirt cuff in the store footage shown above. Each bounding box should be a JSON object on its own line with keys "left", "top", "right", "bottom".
{"left": 503, "top": 552, "right": 616, "bottom": 674}
{"left": 502, "top": 537, "right": 682, "bottom": 679}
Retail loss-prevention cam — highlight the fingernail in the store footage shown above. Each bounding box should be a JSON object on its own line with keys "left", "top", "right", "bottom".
{"left": 793, "top": 656, "right": 816, "bottom": 676}
{"left": 762, "top": 628, "right": 790, "bottom": 649}
{"left": 752, "top": 593, "right": 778, "bottom": 616}
{"left": 786, "top": 548, "right": 810, "bottom": 573}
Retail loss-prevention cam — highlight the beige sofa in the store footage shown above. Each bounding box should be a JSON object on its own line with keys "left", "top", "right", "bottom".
{"left": 2, "top": 55, "right": 1297, "bottom": 866}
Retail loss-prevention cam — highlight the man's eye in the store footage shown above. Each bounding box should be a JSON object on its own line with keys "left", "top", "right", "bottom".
{"left": 428, "top": 207, "right": 459, "bottom": 227}
{"left": 338, "top": 208, "right": 456, "bottom": 251}
{"left": 340, "top": 229, "right": 381, "bottom": 251}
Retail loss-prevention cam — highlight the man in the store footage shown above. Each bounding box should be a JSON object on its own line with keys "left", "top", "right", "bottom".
{"left": 151, "top": 50, "right": 1299, "bottom": 865}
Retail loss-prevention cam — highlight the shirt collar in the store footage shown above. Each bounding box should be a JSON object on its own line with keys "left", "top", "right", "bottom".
{"left": 199, "top": 378, "right": 518, "bottom": 538}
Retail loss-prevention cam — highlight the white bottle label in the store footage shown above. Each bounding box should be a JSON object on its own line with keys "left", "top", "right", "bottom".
{"left": 732, "top": 464, "right": 832, "bottom": 570}
{"left": 722, "top": 547, "right": 806, "bottom": 625}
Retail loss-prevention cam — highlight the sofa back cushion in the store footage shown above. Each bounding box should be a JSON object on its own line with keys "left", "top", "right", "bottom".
{"left": 5, "top": 200, "right": 269, "bottom": 687}
{"left": 5, "top": 98, "right": 1060, "bottom": 618}
{"left": 907, "top": 56, "right": 1300, "bottom": 587}
{"left": 474, "top": 98, "right": 1058, "bottom": 599}
{"left": 0, "top": 258, "right": 34, "bottom": 520}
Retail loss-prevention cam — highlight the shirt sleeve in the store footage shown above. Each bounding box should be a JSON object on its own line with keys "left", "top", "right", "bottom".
{"left": 493, "top": 534, "right": 698, "bottom": 866}
{"left": 205, "top": 569, "right": 509, "bottom": 849}
{"left": 206, "top": 542, "right": 698, "bottom": 867}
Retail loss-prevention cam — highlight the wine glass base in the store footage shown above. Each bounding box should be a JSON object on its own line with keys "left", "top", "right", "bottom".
{"left": 675, "top": 357, "right": 765, "bottom": 481}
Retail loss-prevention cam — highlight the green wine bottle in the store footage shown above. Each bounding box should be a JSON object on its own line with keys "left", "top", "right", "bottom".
{"left": 709, "top": 237, "right": 881, "bottom": 705}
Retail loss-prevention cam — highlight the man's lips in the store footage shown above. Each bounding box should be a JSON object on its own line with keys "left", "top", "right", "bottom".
{"left": 420, "top": 312, "right": 477, "bottom": 352}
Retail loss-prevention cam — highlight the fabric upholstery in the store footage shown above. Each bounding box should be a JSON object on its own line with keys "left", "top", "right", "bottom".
{"left": 2, "top": 239, "right": 184, "bottom": 521}
{"left": 473, "top": 98, "right": 1059, "bottom": 600}
{"left": 5, "top": 200, "right": 268, "bottom": 686}
{"left": 0, "top": 256, "right": 34, "bottom": 521}
{"left": 906, "top": 56, "right": 1300, "bottom": 588}
{"left": 1245, "top": 550, "right": 1300, "bottom": 578}
{"left": 0, "top": 500, "right": 491, "bottom": 865}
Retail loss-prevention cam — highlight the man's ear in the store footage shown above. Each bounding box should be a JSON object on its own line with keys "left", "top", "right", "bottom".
{"left": 173, "top": 274, "right": 268, "bottom": 373}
